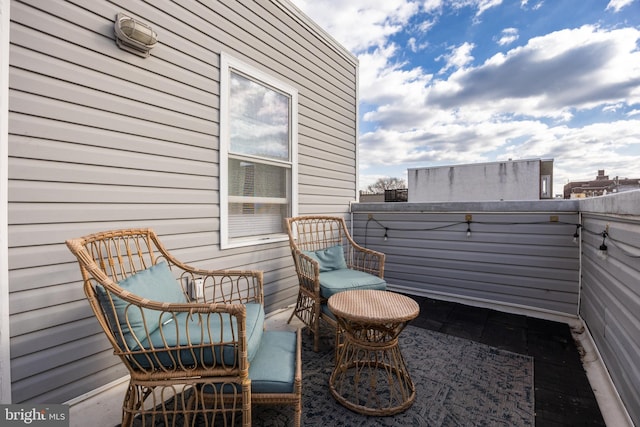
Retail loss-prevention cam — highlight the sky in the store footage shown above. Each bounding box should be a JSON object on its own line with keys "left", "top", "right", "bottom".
{"left": 289, "top": 0, "right": 640, "bottom": 196}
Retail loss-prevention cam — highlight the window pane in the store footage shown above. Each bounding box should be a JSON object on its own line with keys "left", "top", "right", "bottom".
{"left": 229, "top": 72, "right": 289, "bottom": 161}
{"left": 228, "top": 159, "right": 288, "bottom": 198}
{"left": 220, "top": 53, "right": 298, "bottom": 248}
{"left": 229, "top": 203, "right": 288, "bottom": 237}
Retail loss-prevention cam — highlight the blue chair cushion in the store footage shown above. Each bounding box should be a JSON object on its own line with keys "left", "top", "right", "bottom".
{"left": 319, "top": 268, "right": 387, "bottom": 298}
{"left": 199, "top": 330, "right": 297, "bottom": 395}
{"left": 249, "top": 330, "right": 297, "bottom": 393}
{"left": 302, "top": 245, "right": 348, "bottom": 272}
{"left": 96, "top": 262, "right": 187, "bottom": 349}
{"left": 134, "top": 303, "right": 265, "bottom": 369}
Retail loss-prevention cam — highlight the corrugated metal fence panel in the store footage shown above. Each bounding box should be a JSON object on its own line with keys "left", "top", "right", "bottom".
{"left": 8, "top": 0, "right": 357, "bottom": 403}
{"left": 351, "top": 202, "right": 581, "bottom": 315}
{"left": 579, "top": 192, "right": 640, "bottom": 425}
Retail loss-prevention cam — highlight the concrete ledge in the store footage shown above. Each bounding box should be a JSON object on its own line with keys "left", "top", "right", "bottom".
{"left": 579, "top": 189, "right": 640, "bottom": 216}
{"left": 351, "top": 199, "right": 580, "bottom": 213}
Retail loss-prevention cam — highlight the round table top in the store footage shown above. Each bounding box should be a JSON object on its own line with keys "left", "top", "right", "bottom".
{"left": 328, "top": 290, "right": 419, "bottom": 323}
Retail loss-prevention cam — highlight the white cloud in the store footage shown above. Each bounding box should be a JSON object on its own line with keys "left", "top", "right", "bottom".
{"left": 358, "top": 44, "right": 433, "bottom": 108}
{"left": 291, "top": 0, "right": 640, "bottom": 192}
{"left": 360, "top": 24, "right": 640, "bottom": 189}
{"left": 476, "top": 0, "right": 504, "bottom": 16}
{"left": 521, "top": 0, "right": 544, "bottom": 10}
{"left": 437, "top": 42, "right": 476, "bottom": 74}
{"left": 426, "top": 26, "right": 640, "bottom": 117}
{"left": 291, "top": 0, "right": 418, "bottom": 52}
{"left": 606, "top": 0, "right": 636, "bottom": 12}
{"left": 423, "top": 0, "right": 445, "bottom": 13}
{"left": 417, "top": 19, "right": 438, "bottom": 34}
{"left": 603, "top": 103, "right": 625, "bottom": 113}
{"left": 496, "top": 28, "right": 519, "bottom": 46}
{"left": 449, "top": 0, "right": 504, "bottom": 17}
{"left": 407, "top": 37, "right": 429, "bottom": 52}
{"left": 502, "top": 120, "right": 640, "bottom": 184}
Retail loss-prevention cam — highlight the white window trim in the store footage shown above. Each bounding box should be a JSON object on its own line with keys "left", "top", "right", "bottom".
{"left": 219, "top": 52, "right": 298, "bottom": 249}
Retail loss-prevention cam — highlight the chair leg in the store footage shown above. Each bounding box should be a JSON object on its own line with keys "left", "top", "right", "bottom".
{"left": 287, "top": 290, "right": 305, "bottom": 325}
{"left": 286, "top": 303, "right": 298, "bottom": 324}
{"left": 121, "top": 382, "right": 150, "bottom": 427}
{"left": 184, "top": 388, "right": 196, "bottom": 427}
{"left": 287, "top": 290, "right": 325, "bottom": 351}
{"left": 242, "top": 381, "right": 252, "bottom": 427}
{"left": 294, "top": 401, "right": 302, "bottom": 427}
{"left": 121, "top": 383, "right": 135, "bottom": 427}
{"left": 312, "top": 303, "right": 322, "bottom": 352}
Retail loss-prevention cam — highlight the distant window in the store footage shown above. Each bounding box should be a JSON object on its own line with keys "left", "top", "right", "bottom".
{"left": 220, "top": 53, "right": 298, "bottom": 248}
{"left": 384, "top": 189, "right": 408, "bottom": 202}
{"left": 541, "top": 175, "right": 551, "bottom": 199}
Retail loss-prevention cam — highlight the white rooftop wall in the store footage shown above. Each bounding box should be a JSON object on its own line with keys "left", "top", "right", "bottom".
{"left": 409, "top": 159, "right": 543, "bottom": 202}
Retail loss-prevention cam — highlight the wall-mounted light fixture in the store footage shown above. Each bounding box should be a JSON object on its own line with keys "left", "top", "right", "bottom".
{"left": 114, "top": 13, "right": 158, "bottom": 57}
{"left": 573, "top": 224, "right": 582, "bottom": 244}
{"left": 597, "top": 230, "right": 608, "bottom": 260}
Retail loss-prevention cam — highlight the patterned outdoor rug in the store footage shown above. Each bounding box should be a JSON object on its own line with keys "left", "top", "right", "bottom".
{"left": 130, "top": 325, "right": 534, "bottom": 426}
{"left": 251, "top": 325, "right": 534, "bottom": 426}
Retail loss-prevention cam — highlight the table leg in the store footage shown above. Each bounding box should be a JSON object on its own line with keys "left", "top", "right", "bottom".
{"left": 329, "top": 334, "right": 416, "bottom": 416}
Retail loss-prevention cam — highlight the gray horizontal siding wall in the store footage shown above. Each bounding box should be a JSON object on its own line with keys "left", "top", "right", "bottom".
{"left": 351, "top": 201, "right": 581, "bottom": 315}
{"left": 8, "top": 0, "right": 357, "bottom": 403}
{"left": 578, "top": 191, "right": 640, "bottom": 425}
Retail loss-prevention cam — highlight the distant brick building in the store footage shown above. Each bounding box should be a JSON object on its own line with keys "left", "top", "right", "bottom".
{"left": 563, "top": 170, "right": 640, "bottom": 199}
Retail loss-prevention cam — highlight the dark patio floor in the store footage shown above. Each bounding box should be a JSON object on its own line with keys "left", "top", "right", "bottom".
{"left": 407, "top": 295, "right": 606, "bottom": 426}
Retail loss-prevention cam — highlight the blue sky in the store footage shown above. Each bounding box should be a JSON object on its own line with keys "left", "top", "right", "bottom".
{"left": 289, "top": 0, "right": 640, "bottom": 196}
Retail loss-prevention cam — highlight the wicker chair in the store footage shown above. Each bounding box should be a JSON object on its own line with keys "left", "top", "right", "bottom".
{"left": 285, "top": 216, "right": 386, "bottom": 351}
{"left": 66, "top": 228, "right": 301, "bottom": 427}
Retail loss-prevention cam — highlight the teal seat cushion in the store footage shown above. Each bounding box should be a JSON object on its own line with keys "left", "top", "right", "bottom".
{"left": 302, "top": 245, "right": 348, "bottom": 272}
{"left": 200, "top": 330, "right": 297, "bottom": 395}
{"left": 319, "top": 268, "right": 386, "bottom": 298}
{"left": 96, "top": 262, "right": 187, "bottom": 349}
{"left": 249, "top": 330, "right": 297, "bottom": 393}
{"left": 134, "top": 303, "right": 265, "bottom": 369}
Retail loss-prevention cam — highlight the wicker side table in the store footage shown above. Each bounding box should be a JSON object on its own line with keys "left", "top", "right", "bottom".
{"left": 327, "top": 290, "right": 420, "bottom": 416}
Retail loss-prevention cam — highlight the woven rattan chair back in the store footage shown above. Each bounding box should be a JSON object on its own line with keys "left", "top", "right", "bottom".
{"left": 66, "top": 228, "right": 263, "bottom": 427}
{"left": 284, "top": 216, "right": 385, "bottom": 351}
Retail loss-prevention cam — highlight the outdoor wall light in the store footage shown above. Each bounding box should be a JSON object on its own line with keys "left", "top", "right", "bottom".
{"left": 597, "top": 231, "right": 608, "bottom": 260}
{"left": 573, "top": 224, "right": 582, "bottom": 244}
{"left": 114, "top": 13, "right": 158, "bottom": 57}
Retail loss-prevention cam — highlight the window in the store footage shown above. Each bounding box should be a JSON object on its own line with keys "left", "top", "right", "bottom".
{"left": 220, "top": 53, "right": 298, "bottom": 248}
{"left": 540, "top": 175, "right": 551, "bottom": 199}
